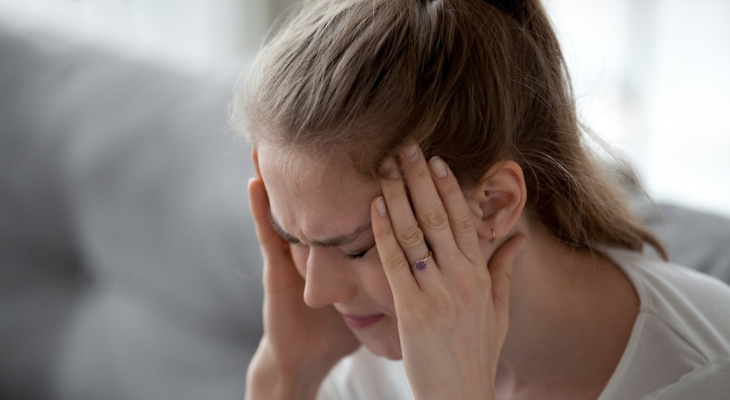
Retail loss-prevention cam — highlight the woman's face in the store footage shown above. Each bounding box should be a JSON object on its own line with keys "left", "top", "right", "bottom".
{"left": 258, "top": 148, "right": 403, "bottom": 359}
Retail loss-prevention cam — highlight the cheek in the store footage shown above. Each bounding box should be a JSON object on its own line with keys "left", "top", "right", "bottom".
{"left": 376, "top": 275, "right": 395, "bottom": 309}
{"left": 361, "top": 253, "right": 396, "bottom": 310}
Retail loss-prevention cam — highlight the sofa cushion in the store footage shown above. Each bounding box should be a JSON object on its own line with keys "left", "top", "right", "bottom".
{"left": 0, "top": 24, "right": 264, "bottom": 400}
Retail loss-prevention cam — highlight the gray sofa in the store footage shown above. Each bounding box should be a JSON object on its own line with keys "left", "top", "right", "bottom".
{"left": 0, "top": 25, "right": 263, "bottom": 400}
{"left": 1, "top": 24, "right": 729, "bottom": 400}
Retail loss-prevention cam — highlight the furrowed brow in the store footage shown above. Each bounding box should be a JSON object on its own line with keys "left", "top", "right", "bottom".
{"left": 268, "top": 207, "right": 372, "bottom": 247}
{"left": 268, "top": 209, "right": 300, "bottom": 244}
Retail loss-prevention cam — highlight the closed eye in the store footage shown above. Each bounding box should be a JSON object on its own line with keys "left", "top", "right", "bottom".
{"left": 345, "top": 244, "right": 375, "bottom": 260}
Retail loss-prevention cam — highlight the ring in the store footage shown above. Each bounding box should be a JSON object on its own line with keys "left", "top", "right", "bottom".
{"left": 410, "top": 251, "right": 432, "bottom": 271}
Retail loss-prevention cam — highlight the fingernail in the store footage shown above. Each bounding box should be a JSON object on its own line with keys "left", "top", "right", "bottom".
{"left": 429, "top": 156, "right": 447, "bottom": 178}
{"left": 381, "top": 157, "right": 399, "bottom": 179}
{"left": 376, "top": 196, "right": 388, "bottom": 217}
{"left": 403, "top": 144, "right": 419, "bottom": 162}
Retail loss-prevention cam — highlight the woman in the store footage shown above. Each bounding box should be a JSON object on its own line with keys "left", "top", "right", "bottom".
{"left": 233, "top": 0, "right": 730, "bottom": 398}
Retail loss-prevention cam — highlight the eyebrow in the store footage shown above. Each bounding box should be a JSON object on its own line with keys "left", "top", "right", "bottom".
{"left": 268, "top": 207, "right": 372, "bottom": 248}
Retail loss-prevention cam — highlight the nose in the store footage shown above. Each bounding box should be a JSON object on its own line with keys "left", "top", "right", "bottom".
{"left": 302, "top": 247, "right": 356, "bottom": 309}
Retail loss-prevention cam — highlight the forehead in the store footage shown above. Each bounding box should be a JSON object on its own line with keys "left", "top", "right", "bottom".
{"left": 257, "top": 147, "right": 381, "bottom": 240}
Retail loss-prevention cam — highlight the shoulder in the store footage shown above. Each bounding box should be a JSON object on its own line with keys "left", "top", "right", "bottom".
{"left": 597, "top": 249, "right": 730, "bottom": 400}
{"left": 607, "top": 248, "right": 730, "bottom": 360}
{"left": 640, "top": 361, "right": 730, "bottom": 399}
{"left": 611, "top": 247, "right": 730, "bottom": 303}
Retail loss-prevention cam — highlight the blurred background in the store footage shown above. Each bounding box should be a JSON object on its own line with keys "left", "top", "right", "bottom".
{"left": 1, "top": 0, "right": 728, "bottom": 217}
{"left": 548, "top": 0, "right": 730, "bottom": 219}
{"left": 0, "top": 1, "right": 728, "bottom": 400}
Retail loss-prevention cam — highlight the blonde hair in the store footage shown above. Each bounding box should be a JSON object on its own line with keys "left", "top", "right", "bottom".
{"left": 232, "top": 0, "right": 667, "bottom": 259}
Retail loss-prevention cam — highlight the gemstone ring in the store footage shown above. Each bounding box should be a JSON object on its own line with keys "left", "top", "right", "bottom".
{"left": 410, "top": 251, "right": 432, "bottom": 272}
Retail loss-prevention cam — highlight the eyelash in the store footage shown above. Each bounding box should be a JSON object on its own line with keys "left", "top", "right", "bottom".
{"left": 345, "top": 245, "right": 374, "bottom": 260}
{"left": 286, "top": 239, "right": 373, "bottom": 261}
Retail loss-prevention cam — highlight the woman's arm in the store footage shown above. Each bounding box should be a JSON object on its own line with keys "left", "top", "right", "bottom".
{"left": 245, "top": 341, "right": 329, "bottom": 400}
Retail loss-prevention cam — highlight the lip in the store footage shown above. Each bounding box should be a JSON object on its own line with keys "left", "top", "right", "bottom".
{"left": 342, "top": 313, "right": 384, "bottom": 329}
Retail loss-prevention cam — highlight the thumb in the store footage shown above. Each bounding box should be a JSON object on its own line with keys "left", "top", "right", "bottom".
{"left": 487, "top": 234, "right": 526, "bottom": 324}
{"left": 249, "top": 177, "right": 287, "bottom": 262}
{"left": 248, "top": 178, "right": 303, "bottom": 291}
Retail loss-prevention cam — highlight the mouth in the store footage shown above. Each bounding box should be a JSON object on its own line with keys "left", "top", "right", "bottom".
{"left": 341, "top": 313, "right": 385, "bottom": 329}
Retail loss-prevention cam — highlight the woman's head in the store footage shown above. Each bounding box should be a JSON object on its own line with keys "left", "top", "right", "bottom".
{"left": 234, "top": 0, "right": 665, "bottom": 259}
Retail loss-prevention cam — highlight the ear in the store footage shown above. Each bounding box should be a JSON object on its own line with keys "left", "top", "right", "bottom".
{"left": 466, "top": 160, "right": 527, "bottom": 242}
{"left": 252, "top": 146, "right": 262, "bottom": 180}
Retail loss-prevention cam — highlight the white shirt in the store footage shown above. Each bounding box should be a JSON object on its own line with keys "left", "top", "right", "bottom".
{"left": 317, "top": 249, "right": 730, "bottom": 400}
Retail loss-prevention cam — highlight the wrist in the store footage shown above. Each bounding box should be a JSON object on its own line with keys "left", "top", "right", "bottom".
{"left": 245, "top": 342, "right": 333, "bottom": 400}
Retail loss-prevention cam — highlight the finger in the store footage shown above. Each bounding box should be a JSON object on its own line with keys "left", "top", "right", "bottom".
{"left": 398, "top": 144, "right": 459, "bottom": 263}
{"left": 252, "top": 147, "right": 263, "bottom": 180}
{"left": 379, "top": 157, "right": 433, "bottom": 267}
{"left": 428, "top": 156, "right": 483, "bottom": 265}
{"left": 487, "top": 234, "right": 526, "bottom": 327}
{"left": 248, "top": 178, "right": 303, "bottom": 288}
{"left": 372, "top": 196, "right": 421, "bottom": 296}
{"left": 248, "top": 178, "right": 287, "bottom": 261}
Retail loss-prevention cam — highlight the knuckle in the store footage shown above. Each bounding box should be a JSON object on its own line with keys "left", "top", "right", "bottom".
{"left": 436, "top": 295, "right": 457, "bottom": 322}
{"left": 455, "top": 276, "right": 474, "bottom": 301}
{"left": 475, "top": 271, "right": 490, "bottom": 289}
{"left": 421, "top": 206, "right": 449, "bottom": 230}
{"left": 451, "top": 213, "right": 475, "bottom": 235}
{"left": 373, "top": 220, "right": 394, "bottom": 239}
{"left": 403, "top": 301, "right": 430, "bottom": 325}
{"left": 410, "top": 166, "right": 431, "bottom": 181}
{"left": 388, "top": 189, "right": 409, "bottom": 205}
{"left": 383, "top": 252, "right": 407, "bottom": 269}
{"left": 397, "top": 224, "right": 424, "bottom": 247}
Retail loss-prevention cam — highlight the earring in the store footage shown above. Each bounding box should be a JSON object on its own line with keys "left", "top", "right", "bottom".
{"left": 489, "top": 229, "right": 496, "bottom": 244}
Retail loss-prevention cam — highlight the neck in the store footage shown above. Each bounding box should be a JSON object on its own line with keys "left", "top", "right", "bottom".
{"left": 494, "top": 219, "right": 639, "bottom": 399}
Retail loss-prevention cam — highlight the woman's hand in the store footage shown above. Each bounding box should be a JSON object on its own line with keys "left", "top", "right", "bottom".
{"left": 371, "top": 144, "right": 525, "bottom": 400}
{"left": 246, "top": 178, "right": 360, "bottom": 400}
